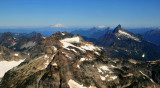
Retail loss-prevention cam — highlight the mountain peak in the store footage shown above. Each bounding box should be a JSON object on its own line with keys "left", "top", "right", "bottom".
{"left": 117, "top": 24, "right": 121, "bottom": 28}
{"left": 113, "top": 24, "right": 122, "bottom": 33}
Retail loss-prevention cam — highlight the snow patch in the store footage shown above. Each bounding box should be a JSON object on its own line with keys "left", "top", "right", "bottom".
{"left": 80, "top": 57, "right": 92, "bottom": 62}
{"left": 42, "top": 36, "right": 46, "bottom": 39}
{"left": 81, "top": 44, "right": 100, "bottom": 51}
{"left": 77, "top": 65, "right": 80, "bottom": 68}
{"left": 80, "top": 58, "right": 86, "bottom": 61}
{"left": 98, "top": 66, "right": 112, "bottom": 74}
{"left": 108, "top": 76, "right": 117, "bottom": 81}
{"left": 44, "top": 60, "right": 49, "bottom": 68}
{"left": 118, "top": 30, "right": 140, "bottom": 42}
{"left": 65, "top": 48, "right": 77, "bottom": 53}
{"left": 100, "top": 75, "right": 106, "bottom": 81}
{"left": 110, "top": 65, "right": 116, "bottom": 68}
{"left": 52, "top": 62, "right": 57, "bottom": 66}
{"left": 95, "top": 52, "right": 100, "bottom": 55}
{"left": 128, "top": 59, "right": 137, "bottom": 64}
{"left": 60, "top": 36, "right": 101, "bottom": 53}
{"left": 60, "top": 37, "right": 86, "bottom": 52}
{"left": 142, "top": 54, "right": 145, "bottom": 58}
{"left": 61, "top": 36, "right": 80, "bottom": 43}
{"left": 68, "top": 79, "right": 96, "bottom": 88}
{"left": 61, "top": 33, "right": 65, "bottom": 35}
{"left": 14, "top": 53, "right": 19, "bottom": 56}
{"left": 44, "top": 55, "right": 49, "bottom": 58}
{"left": 110, "top": 76, "right": 117, "bottom": 80}
{"left": 0, "top": 59, "right": 25, "bottom": 78}
{"left": 20, "top": 41, "right": 36, "bottom": 49}
{"left": 42, "top": 54, "right": 55, "bottom": 70}
{"left": 99, "top": 66, "right": 111, "bottom": 72}
{"left": 62, "top": 52, "right": 71, "bottom": 58}
{"left": 52, "top": 46, "right": 57, "bottom": 51}
{"left": 70, "top": 48, "right": 77, "bottom": 53}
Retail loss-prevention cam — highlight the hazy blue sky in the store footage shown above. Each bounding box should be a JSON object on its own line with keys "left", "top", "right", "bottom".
{"left": 0, "top": 0, "right": 160, "bottom": 28}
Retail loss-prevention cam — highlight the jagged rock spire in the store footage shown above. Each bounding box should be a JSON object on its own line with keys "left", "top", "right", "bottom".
{"left": 113, "top": 24, "right": 122, "bottom": 33}
{"left": 117, "top": 24, "right": 121, "bottom": 28}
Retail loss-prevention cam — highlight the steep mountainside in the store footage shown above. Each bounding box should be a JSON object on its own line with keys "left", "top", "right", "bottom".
{"left": 143, "top": 30, "right": 160, "bottom": 45}
{"left": 0, "top": 45, "right": 25, "bottom": 61}
{"left": 96, "top": 25, "right": 160, "bottom": 61}
{"left": 1, "top": 32, "right": 160, "bottom": 88}
{"left": 0, "top": 32, "right": 46, "bottom": 51}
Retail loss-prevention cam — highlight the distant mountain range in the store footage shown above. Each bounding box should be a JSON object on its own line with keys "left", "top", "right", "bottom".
{"left": 0, "top": 32, "right": 46, "bottom": 51}
{"left": 71, "top": 27, "right": 111, "bottom": 39}
{"left": 0, "top": 27, "right": 87, "bottom": 37}
{"left": 1, "top": 26, "right": 160, "bottom": 38}
{"left": 127, "top": 27, "right": 160, "bottom": 34}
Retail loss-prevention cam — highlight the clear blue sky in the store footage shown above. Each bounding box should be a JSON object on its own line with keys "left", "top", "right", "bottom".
{"left": 0, "top": 0, "right": 160, "bottom": 28}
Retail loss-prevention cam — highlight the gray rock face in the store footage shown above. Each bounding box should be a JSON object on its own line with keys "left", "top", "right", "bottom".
{"left": 0, "top": 32, "right": 160, "bottom": 88}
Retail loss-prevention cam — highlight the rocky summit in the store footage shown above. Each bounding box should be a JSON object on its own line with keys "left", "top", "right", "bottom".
{"left": 0, "top": 32, "right": 160, "bottom": 88}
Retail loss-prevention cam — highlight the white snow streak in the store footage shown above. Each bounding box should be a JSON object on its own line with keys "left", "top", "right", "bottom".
{"left": 0, "top": 60, "right": 25, "bottom": 77}
{"left": 81, "top": 44, "right": 100, "bottom": 51}
{"left": 60, "top": 36, "right": 101, "bottom": 53}
{"left": 68, "top": 79, "right": 96, "bottom": 88}
{"left": 44, "top": 60, "right": 49, "bottom": 68}
{"left": 41, "top": 54, "right": 55, "bottom": 70}
{"left": 95, "top": 52, "right": 100, "bottom": 55}
{"left": 98, "top": 66, "right": 111, "bottom": 73}
{"left": 139, "top": 71, "right": 154, "bottom": 83}
{"left": 61, "top": 36, "right": 80, "bottom": 44}
{"left": 118, "top": 30, "right": 140, "bottom": 42}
